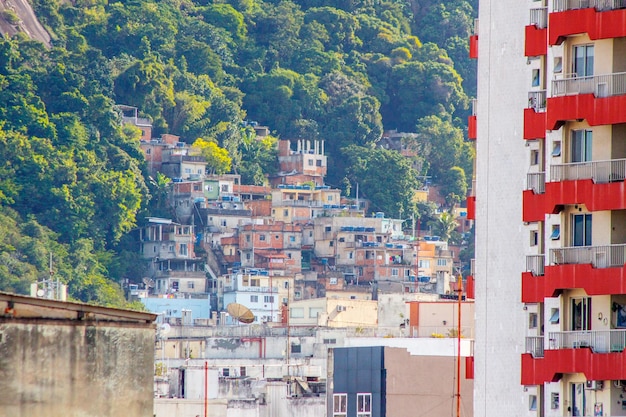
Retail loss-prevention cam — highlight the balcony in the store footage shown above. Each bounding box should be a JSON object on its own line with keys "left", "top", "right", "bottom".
{"left": 525, "top": 7, "right": 547, "bottom": 57}
{"left": 522, "top": 246, "right": 626, "bottom": 302}
{"left": 521, "top": 329, "right": 626, "bottom": 385}
{"left": 469, "top": 19, "right": 478, "bottom": 59}
{"left": 549, "top": 0, "right": 626, "bottom": 46}
{"left": 524, "top": 91, "right": 547, "bottom": 140}
{"left": 466, "top": 196, "right": 475, "bottom": 220}
{"left": 547, "top": 72, "right": 626, "bottom": 130}
{"left": 526, "top": 336, "right": 545, "bottom": 358}
{"left": 468, "top": 99, "right": 477, "bottom": 140}
{"left": 523, "top": 160, "right": 626, "bottom": 222}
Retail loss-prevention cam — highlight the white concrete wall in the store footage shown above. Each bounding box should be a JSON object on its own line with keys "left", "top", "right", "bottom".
{"left": 474, "top": 0, "right": 529, "bottom": 415}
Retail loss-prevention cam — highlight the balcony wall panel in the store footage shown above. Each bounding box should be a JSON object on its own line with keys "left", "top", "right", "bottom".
{"left": 549, "top": 8, "right": 626, "bottom": 46}
{"left": 523, "top": 108, "right": 547, "bottom": 140}
{"left": 523, "top": 180, "right": 626, "bottom": 222}
{"left": 469, "top": 35, "right": 478, "bottom": 59}
{"left": 547, "top": 94, "right": 626, "bottom": 130}
{"left": 522, "top": 264, "right": 626, "bottom": 303}
{"left": 467, "top": 196, "right": 475, "bottom": 220}
{"left": 468, "top": 115, "right": 477, "bottom": 140}
{"left": 525, "top": 25, "right": 547, "bottom": 56}
{"left": 522, "top": 349, "right": 626, "bottom": 385}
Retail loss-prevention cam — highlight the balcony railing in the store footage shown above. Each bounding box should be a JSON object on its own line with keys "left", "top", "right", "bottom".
{"left": 471, "top": 98, "right": 477, "bottom": 116}
{"left": 526, "top": 172, "right": 546, "bottom": 194}
{"left": 470, "top": 259, "right": 475, "bottom": 275}
{"left": 526, "top": 336, "right": 545, "bottom": 357}
{"left": 526, "top": 255, "right": 545, "bottom": 276}
{"left": 550, "top": 158, "right": 626, "bottom": 183}
{"left": 548, "top": 329, "right": 626, "bottom": 353}
{"left": 473, "top": 18, "right": 479, "bottom": 35}
{"left": 552, "top": 72, "right": 626, "bottom": 97}
{"left": 530, "top": 7, "right": 548, "bottom": 28}
{"left": 553, "top": 0, "right": 626, "bottom": 12}
{"left": 550, "top": 244, "right": 626, "bottom": 268}
{"left": 528, "top": 90, "right": 547, "bottom": 111}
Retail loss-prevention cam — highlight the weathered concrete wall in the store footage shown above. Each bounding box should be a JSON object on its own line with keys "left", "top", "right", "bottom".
{"left": 0, "top": 320, "right": 155, "bottom": 417}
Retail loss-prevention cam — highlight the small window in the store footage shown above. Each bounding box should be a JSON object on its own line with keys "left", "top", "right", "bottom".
{"left": 294, "top": 291, "right": 301, "bottom": 299}
{"left": 357, "top": 393, "right": 372, "bottom": 417}
{"left": 222, "top": 368, "right": 230, "bottom": 377}
{"left": 187, "top": 281, "right": 195, "bottom": 289}
{"left": 530, "top": 230, "right": 538, "bottom": 246}
{"left": 529, "top": 395, "right": 537, "bottom": 411}
{"left": 532, "top": 69, "right": 540, "bottom": 87}
{"left": 259, "top": 235, "right": 266, "bottom": 241}
{"left": 329, "top": 241, "right": 334, "bottom": 247}
{"left": 554, "top": 57, "right": 563, "bottom": 73}
{"left": 284, "top": 209, "right": 288, "bottom": 216}
{"left": 531, "top": 150, "right": 539, "bottom": 165}
{"left": 391, "top": 268, "right": 399, "bottom": 277}
{"left": 146, "top": 148, "right": 151, "bottom": 155}
{"left": 549, "top": 308, "right": 560, "bottom": 324}
{"left": 316, "top": 159, "right": 322, "bottom": 167}
{"left": 290, "top": 308, "right": 304, "bottom": 318}
{"left": 308, "top": 159, "right": 314, "bottom": 166}
{"left": 551, "top": 392, "right": 559, "bottom": 409}
{"left": 552, "top": 141, "right": 561, "bottom": 157}
{"left": 284, "top": 281, "right": 289, "bottom": 289}
{"left": 291, "top": 343, "right": 301, "bottom": 353}
{"left": 325, "top": 226, "right": 332, "bottom": 232}
{"left": 246, "top": 253, "right": 251, "bottom": 260}
{"left": 240, "top": 367, "right": 246, "bottom": 377}
{"left": 333, "top": 394, "right": 347, "bottom": 417}
{"left": 250, "top": 295, "right": 258, "bottom": 303}
{"left": 529, "top": 313, "right": 538, "bottom": 329}
{"left": 289, "top": 236, "right": 295, "bottom": 242}
{"left": 550, "top": 225, "right": 560, "bottom": 240}
{"left": 264, "top": 295, "right": 274, "bottom": 303}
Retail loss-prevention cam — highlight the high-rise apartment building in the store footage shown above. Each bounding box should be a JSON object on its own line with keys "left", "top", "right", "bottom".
{"left": 474, "top": 1, "right": 626, "bottom": 416}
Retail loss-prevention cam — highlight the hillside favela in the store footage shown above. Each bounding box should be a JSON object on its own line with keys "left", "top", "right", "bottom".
{"left": 7, "top": 0, "right": 624, "bottom": 417}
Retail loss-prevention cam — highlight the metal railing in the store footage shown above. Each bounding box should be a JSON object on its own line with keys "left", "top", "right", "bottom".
{"left": 550, "top": 158, "right": 626, "bottom": 183}
{"left": 550, "top": 244, "right": 626, "bottom": 268}
{"left": 473, "top": 18, "right": 479, "bottom": 35}
{"left": 552, "top": 72, "right": 626, "bottom": 97}
{"left": 526, "top": 255, "right": 545, "bottom": 276}
{"left": 548, "top": 329, "right": 626, "bottom": 353}
{"left": 529, "top": 7, "right": 548, "bottom": 28}
{"left": 553, "top": 0, "right": 626, "bottom": 11}
{"left": 528, "top": 90, "right": 547, "bottom": 111}
{"left": 526, "top": 336, "right": 545, "bottom": 357}
{"left": 471, "top": 98, "right": 477, "bottom": 116}
{"left": 470, "top": 259, "right": 475, "bottom": 275}
{"left": 526, "top": 172, "right": 546, "bottom": 194}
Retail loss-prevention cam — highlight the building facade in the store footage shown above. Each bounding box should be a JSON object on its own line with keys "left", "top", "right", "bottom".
{"left": 474, "top": 1, "right": 626, "bottom": 416}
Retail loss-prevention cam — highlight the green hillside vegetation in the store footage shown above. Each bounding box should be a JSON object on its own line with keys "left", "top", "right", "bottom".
{"left": 0, "top": 0, "right": 476, "bottom": 307}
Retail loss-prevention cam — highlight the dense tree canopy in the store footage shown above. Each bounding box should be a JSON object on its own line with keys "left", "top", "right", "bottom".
{"left": 0, "top": 0, "right": 476, "bottom": 305}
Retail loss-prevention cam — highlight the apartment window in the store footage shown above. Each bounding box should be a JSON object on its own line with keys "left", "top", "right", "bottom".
{"left": 437, "top": 259, "right": 447, "bottom": 266}
{"left": 291, "top": 343, "right": 301, "bottom": 353}
{"left": 357, "top": 393, "right": 372, "bottom": 417}
{"left": 532, "top": 69, "right": 540, "bottom": 87}
{"left": 184, "top": 168, "right": 192, "bottom": 174}
{"left": 264, "top": 295, "right": 274, "bottom": 303}
{"left": 250, "top": 295, "right": 258, "bottom": 303}
{"left": 316, "top": 159, "right": 322, "bottom": 166}
{"left": 169, "top": 245, "right": 175, "bottom": 252}
{"left": 284, "top": 209, "right": 288, "bottom": 216}
{"left": 530, "top": 149, "right": 539, "bottom": 165}
{"left": 325, "top": 226, "right": 332, "bottom": 232}
{"left": 333, "top": 394, "right": 347, "bottom": 417}
{"left": 246, "top": 234, "right": 251, "bottom": 242}
{"left": 329, "top": 241, "right": 334, "bottom": 247}
{"left": 529, "top": 395, "right": 537, "bottom": 411}
{"left": 308, "top": 159, "right": 314, "bottom": 166}
{"left": 146, "top": 148, "right": 151, "bottom": 155}
{"left": 222, "top": 185, "right": 228, "bottom": 192}
{"left": 251, "top": 279, "right": 259, "bottom": 286}
{"left": 284, "top": 281, "right": 289, "bottom": 289}
{"left": 529, "top": 313, "right": 538, "bottom": 329}
{"left": 391, "top": 268, "right": 399, "bottom": 277}
{"left": 179, "top": 244, "right": 188, "bottom": 256}
{"left": 573, "top": 44, "right": 594, "bottom": 77}
{"left": 571, "top": 129, "right": 592, "bottom": 163}
{"left": 550, "top": 225, "right": 560, "bottom": 240}
{"left": 246, "top": 253, "right": 251, "bottom": 260}
{"left": 550, "top": 392, "right": 559, "bottom": 409}
{"left": 571, "top": 297, "right": 591, "bottom": 331}
{"left": 289, "top": 236, "right": 295, "bottom": 242}
{"left": 187, "top": 281, "right": 194, "bottom": 289}
{"left": 530, "top": 230, "right": 538, "bottom": 246}
{"left": 549, "top": 308, "right": 560, "bottom": 324}
{"left": 222, "top": 368, "right": 230, "bottom": 377}
{"left": 349, "top": 252, "right": 353, "bottom": 259}
{"left": 323, "top": 338, "right": 337, "bottom": 344}
{"left": 551, "top": 141, "right": 561, "bottom": 157}
{"left": 418, "top": 260, "right": 430, "bottom": 268}
{"left": 193, "top": 184, "right": 201, "bottom": 191}
{"left": 240, "top": 367, "right": 246, "bottom": 377}
{"left": 259, "top": 235, "right": 266, "bottom": 241}
{"left": 572, "top": 214, "right": 591, "bottom": 247}
{"left": 554, "top": 56, "right": 563, "bottom": 73}
{"left": 294, "top": 291, "right": 301, "bottom": 299}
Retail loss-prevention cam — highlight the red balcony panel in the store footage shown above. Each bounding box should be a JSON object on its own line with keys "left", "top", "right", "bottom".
{"left": 466, "top": 196, "right": 475, "bottom": 220}
{"left": 465, "top": 275, "right": 475, "bottom": 299}
{"left": 522, "top": 264, "right": 626, "bottom": 303}
{"left": 465, "top": 356, "right": 474, "bottom": 379}
{"left": 525, "top": 25, "right": 547, "bottom": 57}
{"left": 547, "top": 94, "right": 626, "bottom": 131}
{"left": 522, "top": 190, "right": 546, "bottom": 223}
{"left": 523, "top": 180, "right": 626, "bottom": 223}
{"left": 523, "top": 108, "right": 546, "bottom": 140}
{"left": 549, "top": 8, "right": 626, "bottom": 46}
{"left": 522, "top": 349, "right": 626, "bottom": 385}
{"left": 469, "top": 35, "right": 478, "bottom": 59}
{"left": 468, "top": 115, "right": 477, "bottom": 140}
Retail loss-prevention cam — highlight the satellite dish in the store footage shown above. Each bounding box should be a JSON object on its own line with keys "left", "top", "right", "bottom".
{"left": 160, "top": 323, "right": 171, "bottom": 335}
{"left": 227, "top": 303, "right": 255, "bottom": 324}
{"left": 143, "top": 277, "right": 155, "bottom": 288}
{"left": 36, "top": 288, "right": 45, "bottom": 297}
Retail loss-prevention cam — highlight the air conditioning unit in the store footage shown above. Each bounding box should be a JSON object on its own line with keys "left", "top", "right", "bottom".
{"left": 585, "top": 380, "right": 603, "bottom": 390}
{"left": 336, "top": 305, "right": 346, "bottom": 312}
